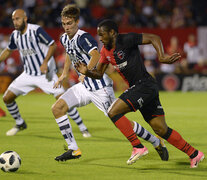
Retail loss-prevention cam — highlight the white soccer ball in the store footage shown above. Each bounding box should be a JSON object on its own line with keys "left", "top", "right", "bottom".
{"left": 0, "top": 151, "right": 21, "bottom": 172}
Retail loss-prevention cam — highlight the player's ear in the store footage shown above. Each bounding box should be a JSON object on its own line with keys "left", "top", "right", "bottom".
{"left": 24, "top": 16, "right": 28, "bottom": 22}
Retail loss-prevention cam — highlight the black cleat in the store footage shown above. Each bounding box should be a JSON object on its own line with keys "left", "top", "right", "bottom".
{"left": 55, "top": 148, "right": 82, "bottom": 161}
{"left": 155, "top": 137, "right": 169, "bottom": 161}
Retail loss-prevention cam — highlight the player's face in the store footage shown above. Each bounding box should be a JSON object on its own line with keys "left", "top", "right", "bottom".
{"left": 12, "top": 14, "right": 26, "bottom": 32}
{"left": 97, "top": 26, "right": 113, "bottom": 50}
{"left": 62, "top": 16, "right": 78, "bottom": 38}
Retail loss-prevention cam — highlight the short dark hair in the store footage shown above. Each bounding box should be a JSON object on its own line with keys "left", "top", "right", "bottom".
{"left": 98, "top": 19, "right": 118, "bottom": 33}
{"left": 61, "top": 4, "right": 80, "bottom": 21}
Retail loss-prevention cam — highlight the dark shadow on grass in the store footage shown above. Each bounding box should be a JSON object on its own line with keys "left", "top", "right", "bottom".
{"left": 56, "top": 157, "right": 207, "bottom": 177}
{"left": 15, "top": 170, "right": 42, "bottom": 175}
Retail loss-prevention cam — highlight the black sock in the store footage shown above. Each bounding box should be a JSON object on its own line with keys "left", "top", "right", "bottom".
{"left": 190, "top": 150, "right": 198, "bottom": 159}
{"left": 133, "top": 144, "right": 144, "bottom": 148}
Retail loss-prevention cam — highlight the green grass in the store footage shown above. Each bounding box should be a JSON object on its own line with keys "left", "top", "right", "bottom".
{"left": 0, "top": 91, "right": 206, "bottom": 180}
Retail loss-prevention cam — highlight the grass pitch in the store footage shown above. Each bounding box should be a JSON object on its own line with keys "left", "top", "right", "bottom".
{"left": 0, "top": 91, "right": 206, "bottom": 180}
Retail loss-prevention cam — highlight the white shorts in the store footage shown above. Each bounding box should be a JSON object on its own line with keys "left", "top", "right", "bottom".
{"left": 8, "top": 71, "right": 65, "bottom": 97}
{"left": 59, "top": 82, "right": 116, "bottom": 116}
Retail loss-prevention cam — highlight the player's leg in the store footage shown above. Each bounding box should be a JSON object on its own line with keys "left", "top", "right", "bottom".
{"left": 131, "top": 120, "right": 168, "bottom": 161}
{"left": 149, "top": 116, "right": 204, "bottom": 168}
{"left": 67, "top": 107, "right": 91, "bottom": 137}
{"left": 46, "top": 73, "right": 91, "bottom": 137}
{"left": 2, "top": 73, "right": 32, "bottom": 136}
{"left": 107, "top": 98, "right": 148, "bottom": 165}
{"left": 52, "top": 98, "right": 81, "bottom": 161}
{"left": 51, "top": 83, "right": 91, "bottom": 161}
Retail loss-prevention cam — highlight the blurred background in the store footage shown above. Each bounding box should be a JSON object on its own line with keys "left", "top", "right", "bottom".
{"left": 0, "top": 0, "right": 207, "bottom": 92}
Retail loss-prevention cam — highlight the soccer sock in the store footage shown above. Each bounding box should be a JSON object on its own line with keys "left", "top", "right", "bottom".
{"left": 6, "top": 102, "right": 24, "bottom": 125}
{"left": 55, "top": 115, "right": 78, "bottom": 150}
{"left": 162, "top": 127, "right": 196, "bottom": 158}
{"left": 67, "top": 108, "right": 87, "bottom": 132}
{"left": 133, "top": 121, "right": 159, "bottom": 147}
{"left": 111, "top": 114, "right": 143, "bottom": 148}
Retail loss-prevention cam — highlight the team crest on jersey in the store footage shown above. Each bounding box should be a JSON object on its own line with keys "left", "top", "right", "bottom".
{"left": 117, "top": 51, "right": 125, "bottom": 60}
{"left": 29, "top": 36, "right": 34, "bottom": 42}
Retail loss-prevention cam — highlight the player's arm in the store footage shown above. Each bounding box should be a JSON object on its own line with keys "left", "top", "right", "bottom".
{"left": 53, "top": 53, "right": 71, "bottom": 88}
{"left": 0, "top": 48, "right": 13, "bottom": 63}
{"left": 142, "top": 33, "right": 181, "bottom": 64}
{"left": 78, "top": 48, "right": 100, "bottom": 82}
{"left": 40, "top": 42, "right": 57, "bottom": 74}
{"left": 37, "top": 27, "right": 57, "bottom": 74}
{"left": 75, "top": 61, "right": 108, "bottom": 79}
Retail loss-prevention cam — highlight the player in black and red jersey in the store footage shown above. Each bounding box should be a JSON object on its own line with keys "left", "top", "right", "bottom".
{"left": 75, "top": 19, "right": 204, "bottom": 168}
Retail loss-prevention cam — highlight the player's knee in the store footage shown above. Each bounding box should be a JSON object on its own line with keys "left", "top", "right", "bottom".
{"left": 3, "top": 93, "right": 11, "bottom": 104}
{"left": 153, "top": 126, "right": 168, "bottom": 136}
{"left": 107, "top": 109, "right": 116, "bottom": 119}
{"left": 52, "top": 103, "right": 63, "bottom": 117}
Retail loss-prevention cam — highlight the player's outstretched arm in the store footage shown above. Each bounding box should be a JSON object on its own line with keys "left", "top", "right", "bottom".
{"left": 142, "top": 33, "right": 181, "bottom": 64}
{"left": 0, "top": 48, "right": 13, "bottom": 63}
{"left": 75, "top": 61, "right": 108, "bottom": 79}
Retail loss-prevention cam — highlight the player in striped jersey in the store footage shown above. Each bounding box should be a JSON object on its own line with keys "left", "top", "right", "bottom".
{"left": 0, "top": 9, "right": 90, "bottom": 137}
{"left": 52, "top": 5, "right": 168, "bottom": 162}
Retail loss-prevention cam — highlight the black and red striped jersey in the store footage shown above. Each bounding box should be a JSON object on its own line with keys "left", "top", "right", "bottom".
{"left": 99, "top": 33, "right": 153, "bottom": 87}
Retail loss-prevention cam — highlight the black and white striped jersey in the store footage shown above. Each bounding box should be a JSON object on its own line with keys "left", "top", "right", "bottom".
{"left": 7, "top": 23, "right": 56, "bottom": 76}
{"left": 60, "top": 29, "right": 113, "bottom": 91}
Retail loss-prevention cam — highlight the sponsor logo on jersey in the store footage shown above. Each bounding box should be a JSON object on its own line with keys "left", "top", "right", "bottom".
{"left": 21, "top": 48, "right": 37, "bottom": 56}
{"left": 137, "top": 97, "right": 144, "bottom": 108}
{"left": 117, "top": 50, "right": 125, "bottom": 60}
{"left": 113, "top": 61, "right": 127, "bottom": 70}
{"left": 106, "top": 56, "right": 111, "bottom": 62}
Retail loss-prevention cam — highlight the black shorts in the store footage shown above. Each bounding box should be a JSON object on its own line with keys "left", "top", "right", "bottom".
{"left": 119, "top": 80, "right": 165, "bottom": 122}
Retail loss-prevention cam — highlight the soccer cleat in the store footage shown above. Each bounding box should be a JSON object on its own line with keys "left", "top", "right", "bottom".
{"left": 55, "top": 148, "right": 82, "bottom": 161}
{"left": 127, "top": 146, "right": 148, "bottom": 165}
{"left": 155, "top": 136, "right": 169, "bottom": 161}
{"left": 6, "top": 122, "right": 27, "bottom": 136}
{"left": 190, "top": 151, "right": 204, "bottom": 168}
{"left": 0, "top": 108, "right": 6, "bottom": 117}
{"left": 81, "top": 129, "right": 92, "bottom": 138}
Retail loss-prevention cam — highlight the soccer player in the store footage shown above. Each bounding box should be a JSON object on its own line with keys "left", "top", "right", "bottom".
{"left": 52, "top": 5, "right": 168, "bottom": 163}
{"left": 75, "top": 19, "right": 205, "bottom": 168}
{"left": 0, "top": 9, "right": 91, "bottom": 138}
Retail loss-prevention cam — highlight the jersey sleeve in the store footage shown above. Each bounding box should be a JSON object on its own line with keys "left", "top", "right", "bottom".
{"left": 36, "top": 27, "right": 54, "bottom": 46}
{"left": 77, "top": 33, "right": 98, "bottom": 54}
{"left": 125, "top": 33, "right": 143, "bottom": 46}
{"left": 7, "top": 32, "right": 17, "bottom": 50}
{"left": 99, "top": 47, "right": 109, "bottom": 64}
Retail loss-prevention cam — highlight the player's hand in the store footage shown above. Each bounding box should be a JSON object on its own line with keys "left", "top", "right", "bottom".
{"left": 159, "top": 53, "right": 181, "bottom": 64}
{"left": 78, "top": 74, "right": 85, "bottom": 83}
{"left": 53, "top": 74, "right": 66, "bottom": 89}
{"left": 40, "top": 62, "right": 48, "bottom": 74}
{"left": 74, "top": 61, "right": 88, "bottom": 75}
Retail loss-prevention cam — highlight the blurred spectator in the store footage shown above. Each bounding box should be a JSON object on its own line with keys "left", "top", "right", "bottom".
{"left": 160, "top": 36, "right": 183, "bottom": 73}
{"left": 184, "top": 34, "right": 203, "bottom": 70}
{"left": 5, "top": 58, "right": 18, "bottom": 75}
{"left": 194, "top": 59, "right": 207, "bottom": 75}
{"left": 140, "top": 44, "right": 158, "bottom": 76}
{"left": 0, "top": 0, "right": 206, "bottom": 28}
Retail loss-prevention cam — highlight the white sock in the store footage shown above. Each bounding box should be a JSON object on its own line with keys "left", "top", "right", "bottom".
{"left": 133, "top": 121, "right": 160, "bottom": 147}
{"left": 56, "top": 115, "right": 78, "bottom": 150}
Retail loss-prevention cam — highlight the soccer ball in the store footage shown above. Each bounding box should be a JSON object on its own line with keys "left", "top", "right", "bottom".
{"left": 0, "top": 151, "right": 21, "bottom": 172}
